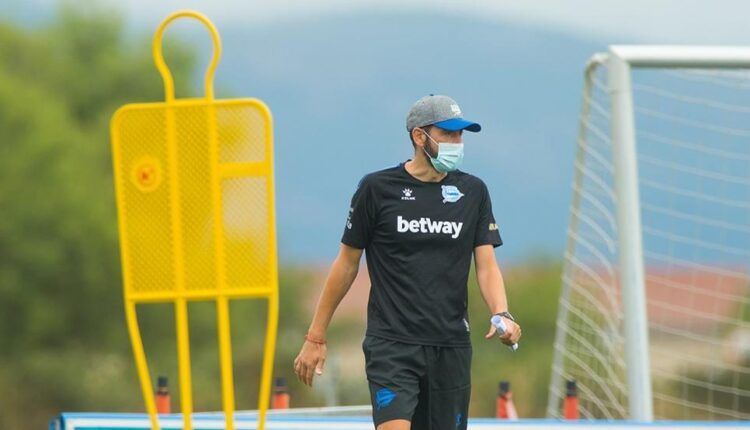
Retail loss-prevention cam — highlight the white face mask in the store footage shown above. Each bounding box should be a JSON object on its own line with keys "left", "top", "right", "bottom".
{"left": 421, "top": 130, "right": 464, "bottom": 173}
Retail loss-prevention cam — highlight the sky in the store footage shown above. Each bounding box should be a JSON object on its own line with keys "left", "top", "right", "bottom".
{"left": 7, "top": 0, "right": 750, "bottom": 44}
{"left": 4, "top": 0, "right": 750, "bottom": 264}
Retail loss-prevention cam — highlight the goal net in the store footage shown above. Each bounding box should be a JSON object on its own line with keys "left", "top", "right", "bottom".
{"left": 548, "top": 47, "right": 750, "bottom": 421}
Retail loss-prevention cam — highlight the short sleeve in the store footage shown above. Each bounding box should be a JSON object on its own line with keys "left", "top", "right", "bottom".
{"left": 474, "top": 181, "right": 503, "bottom": 248}
{"left": 341, "top": 176, "right": 378, "bottom": 249}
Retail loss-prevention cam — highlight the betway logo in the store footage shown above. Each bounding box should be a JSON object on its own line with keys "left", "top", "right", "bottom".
{"left": 397, "top": 216, "right": 463, "bottom": 239}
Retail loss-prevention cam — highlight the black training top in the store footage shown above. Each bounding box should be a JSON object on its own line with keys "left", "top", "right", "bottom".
{"left": 341, "top": 161, "right": 503, "bottom": 347}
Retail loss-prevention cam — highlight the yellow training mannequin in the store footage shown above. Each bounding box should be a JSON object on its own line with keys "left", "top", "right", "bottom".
{"left": 110, "top": 10, "right": 278, "bottom": 430}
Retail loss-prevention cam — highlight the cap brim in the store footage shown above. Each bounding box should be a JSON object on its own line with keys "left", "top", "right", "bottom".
{"left": 433, "top": 118, "right": 482, "bottom": 132}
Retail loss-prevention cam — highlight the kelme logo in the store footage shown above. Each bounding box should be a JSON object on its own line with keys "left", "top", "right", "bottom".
{"left": 401, "top": 188, "right": 415, "bottom": 201}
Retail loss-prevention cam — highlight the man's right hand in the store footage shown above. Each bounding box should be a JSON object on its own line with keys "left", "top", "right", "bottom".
{"left": 293, "top": 245, "right": 362, "bottom": 387}
{"left": 293, "top": 338, "right": 327, "bottom": 387}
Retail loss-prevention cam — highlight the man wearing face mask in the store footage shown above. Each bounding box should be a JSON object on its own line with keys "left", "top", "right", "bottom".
{"left": 294, "top": 95, "right": 521, "bottom": 430}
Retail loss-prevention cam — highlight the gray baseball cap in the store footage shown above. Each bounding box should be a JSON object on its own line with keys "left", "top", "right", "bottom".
{"left": 406, "top": 94, "right": 481, "bottom": 132}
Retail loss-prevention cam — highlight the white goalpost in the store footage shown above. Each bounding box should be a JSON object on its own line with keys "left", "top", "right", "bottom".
{"left": 549, "top": 46, "right": 750, "bottom": 421}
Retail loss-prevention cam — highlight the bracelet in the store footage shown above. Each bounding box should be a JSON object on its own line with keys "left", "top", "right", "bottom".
{"left": 304, "top": 334, "right": 327, "bottom": 345}
{"left": 494, "top": 311, "right": 515, "bottom": 322}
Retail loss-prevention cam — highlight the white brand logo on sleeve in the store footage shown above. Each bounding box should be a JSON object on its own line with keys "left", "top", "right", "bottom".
{"left": 397, "top": 216, "right": 463, "bottom": 239}
{"left": 345, "top": 207, "right": 353, "bottom": 229}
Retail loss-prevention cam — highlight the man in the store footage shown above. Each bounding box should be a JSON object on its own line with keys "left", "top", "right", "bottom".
{"left": 294, "top": 95, "right": 522, "bottom": 430}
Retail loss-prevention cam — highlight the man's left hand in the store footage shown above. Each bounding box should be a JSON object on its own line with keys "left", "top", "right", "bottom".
{"left": 485, "top": 317, "right": 522, "bottom": 346}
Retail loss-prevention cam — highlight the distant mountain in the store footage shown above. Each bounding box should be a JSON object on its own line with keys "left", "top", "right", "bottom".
{"left": 6, "top": 6, "right": 607, "bottom": 263}
{"left": 201, "top": 12, "right": 603, "bottom": 263}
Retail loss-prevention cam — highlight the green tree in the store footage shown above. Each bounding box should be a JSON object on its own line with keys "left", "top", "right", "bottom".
{"left": 0, "top": 6, "right": 195, "bottom": 429}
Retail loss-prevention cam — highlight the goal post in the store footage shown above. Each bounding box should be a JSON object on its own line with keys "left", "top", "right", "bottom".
{"left": 609, "top": 49, "right": 653, "bottom": 422}
{"left": 549, "top": 45, "right": 750, "bottom": 421}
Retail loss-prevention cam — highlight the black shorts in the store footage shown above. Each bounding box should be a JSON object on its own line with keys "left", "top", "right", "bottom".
{"left": 362, "top": 335, "right": 472, "bottom": 430}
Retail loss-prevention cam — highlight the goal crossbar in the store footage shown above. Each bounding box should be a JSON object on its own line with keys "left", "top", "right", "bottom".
{"left": 610, "top": 45, "right": 750, "bottom": 68}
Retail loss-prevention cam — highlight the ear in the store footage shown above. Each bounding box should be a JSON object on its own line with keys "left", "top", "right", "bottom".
{"left": 411, "top": 128, "right": 427, "bottom": 147}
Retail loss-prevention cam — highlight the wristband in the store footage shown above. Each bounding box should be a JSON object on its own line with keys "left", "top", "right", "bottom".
{"left": 304, "top": 334, "right": 327, "bottom": 345}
